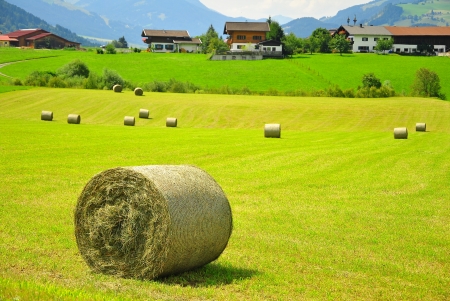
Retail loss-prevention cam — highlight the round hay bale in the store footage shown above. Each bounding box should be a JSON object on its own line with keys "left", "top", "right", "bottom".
{"left": 416, "top": 123, "right": 426, "bottom": 132}
{"left": 264, "top": 124, "right": 281, "bottom": 138}
{"left": 41, "top": 111, "right": 53, "bottom": 121}
{"left": 68, "top": 114, "right": 81, "bottom": 124}
{"left": 113, "top": 85, "right": 122, "bottom": 93}
{"left": 394, "top": 127, "right": 408, "bottom": 139}
{"left": 74, "top": 165, "right": 232, "bottom": 280}
{"left": 134, "top": 87, "right": 144, "bottom": 96}
{"left": 124, "top": 116, "right": 135, "bottom": 126}
{"left": 166, "top": 117, "right": 177, "bottom": 127}
{"left": 139, "top": 109, "right": 149, "bottom": 119}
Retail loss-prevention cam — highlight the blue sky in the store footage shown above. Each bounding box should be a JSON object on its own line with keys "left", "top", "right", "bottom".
{"left": 199, "top": 0, "right": 370, "bottom": 20}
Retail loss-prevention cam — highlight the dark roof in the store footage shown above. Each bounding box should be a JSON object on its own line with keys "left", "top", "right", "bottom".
{"left": 385, "top": 26, "right": 450, "bottom": 36}
{"left": 223, "top": 22, "right": 270, "bottom": 34}
{"left": 174, "top": 38, "right": 202, "bottom": 44}
{"left": 5, "top": 29, "right": 48, "bottom": 38}
{"left": 25, "top": 32, "right": 52, "bottom": 40}
{"left": 342, "top": 25, "right": 391, "bottom": 36}
{"left": 141, "top": 29, "right": 190, "bottom": 38}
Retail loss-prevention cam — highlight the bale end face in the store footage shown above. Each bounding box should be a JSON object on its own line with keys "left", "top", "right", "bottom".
{"left": 113, "top": 85, "right": 122, "bottom": 93}
{"left": 134, "top": 88, "right": 144, "bottom": 96}
{"left": 416, "top": 123, "right": 426, "bottom": 132}
{"left": 264, "top": 124, "right": 281, "bottom": 138}
{"left": 41, "top": 111, "right": 53, "bottom": 121}
{"left": 124, "top": 116, "right": 135, "bottom": 126}
{"left": 166, "top": 118, "right": 177, "bottom": 127}
{"left": 394, "top": 127, "right": 408, "bottom": 139}
{"left": 139, "top": 109, "right": 149, "bottom": 119}
{"left": 68, "top": 114, "right": 81, "bottom": 124}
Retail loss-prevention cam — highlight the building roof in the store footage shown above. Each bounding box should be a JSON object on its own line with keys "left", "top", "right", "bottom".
{"left": 25, "top": 32, "right": 52, "bottom": 40}
{"left": 173, "top": 38, "right": 202, "bottom": 44}
{"left": 0, "top": 35, "right": 18, "bottom": 42}
{"left": 385, "top": 26, "right": 450, "bottom": 36}
{"left": 223, "top": 22, "right": 270, "bottom": 34}
{"left": 141, "top": 29, "right": 190, "bottom": 38}
{"left": 5, "top": 29, "right": 48, "bottom": 38}
{"left": 342, "top": 25, "right": 391, "bottom": 36}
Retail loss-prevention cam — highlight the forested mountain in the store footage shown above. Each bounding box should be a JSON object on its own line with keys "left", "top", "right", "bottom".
{"left": 0, "top": 0, "right": 99, "bottom": 46}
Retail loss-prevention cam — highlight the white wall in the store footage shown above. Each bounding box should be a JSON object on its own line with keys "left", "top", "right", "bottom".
{"left": 350, "top": 35, "right": 391, "bottom": 53}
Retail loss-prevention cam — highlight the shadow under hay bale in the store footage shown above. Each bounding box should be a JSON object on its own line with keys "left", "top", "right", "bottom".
{"left": 139, "top": 109, "right": 149, "bottom": 119}
{"left": 134, "top": 87, "right": 144, "bottom": 96}
{"left": 74, "top": 165, "right": 233, "bottom": 280}
{"left": 416, "top": 123, "right": 426, "bottom": 132}
{"left": 264, "top": 124, "right": 281, "bottom": 138}
{"left": 41, "top": 111, "right": 53, "bottom": 121}
{"left": 166, "top": 117, "right": 177, "bottom": 127}
{"left": 68, "top": 114, "right": 81, "bottom": 124}
{"left": 113, "top": 85, "right": 122, "bottom": 93}
{"left": 124, "top": 116, "right": 135, "bottom": 126}
{"left": 394, "top": 127, "right": 408, "bottom": 139}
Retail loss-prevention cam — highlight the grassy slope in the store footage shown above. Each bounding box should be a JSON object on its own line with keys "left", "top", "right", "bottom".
{"left": 0, "top": 48, "right": 449, "bottom": 96}
{"left": 0, "top": 88, "right": 449, "bottom": 300}
{"left": 399, "top": 0, "right": 450, "bottom": 24}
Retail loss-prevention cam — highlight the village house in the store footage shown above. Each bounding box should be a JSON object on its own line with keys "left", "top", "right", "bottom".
{"left": 2, "top": 29, "right": 80, "bottom": 49}
{"left": 223, "top": 21, "right": 271, "bottom": 52}
{"left": 141, "top": 29, "right": 202, "bottom": 53}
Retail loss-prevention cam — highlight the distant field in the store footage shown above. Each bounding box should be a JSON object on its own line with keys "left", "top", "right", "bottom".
{"left": 0, "top": 48, "right": 449, "bottom": 96}
{"left": 0, "top": 88, "right": 449, "bottom": 300}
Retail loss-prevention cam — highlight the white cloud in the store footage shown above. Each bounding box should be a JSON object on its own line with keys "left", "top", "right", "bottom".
{"left": 158, "top": 13, "right": 167, "bottom": 21}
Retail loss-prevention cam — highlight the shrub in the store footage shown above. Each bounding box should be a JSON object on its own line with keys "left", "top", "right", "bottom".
{"left": 11, "top": 78, "right": 22, "bottom": 86}
{"left": 24, "top": 71, "right": 55, "bottom": 87}
{"left": 96, "top": 49, "right": 104, "bottom": 54}
{"left": 411, "top": 67, "right": 441, "bottom": 97}
{"left": 85, "top": 72, "right": 102, "bottom": 89}
{"left": 362, "top": 73, "right": 381, "bottom": 89}
{"left": 102, "top": 68, "right": 124, "bottom": 89}
{"left": 47, "top": 76, "right": 67, "bottom": 88}
{"left": 57, "top": 59, "right": 90, "bottom": 78}
{"left": 105, "top": 44, "right": 116, "bottom": 54}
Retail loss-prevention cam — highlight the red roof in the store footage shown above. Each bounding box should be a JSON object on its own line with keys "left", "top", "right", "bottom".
{"left": 6, "top": 29, "right": 49, "bottom": 38}
{"left": 26, "top": 33, "right": 52, "bottom": 41}
{"left": 0, "top": 35, "right": 18, "bottom": 42}
{"left": 386, "top": 26, "right": 450, "bottom": 36}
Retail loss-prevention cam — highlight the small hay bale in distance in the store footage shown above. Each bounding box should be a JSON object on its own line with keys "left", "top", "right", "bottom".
{"left": 166, "top": 117, "right": 177, "bottom": 127}
{"left": 134, "top": 87, "right": 144, "bottom": 96}
{"left": 41, "top": 111, "right": 53, "bottom": 121}
{"left": 394, "top": 127, "right": 408, "bottom": 139}
{"left": 124, "top": 116, "right": 135, "bottom": 126}
{"left": 74, "top": 165, "right": 233, "bottom": 280}
{"left": 416, "top": 123, "right": 426, "bottom": 132}
{"left": 113, "top": 84, "right": 122, "bottom": 93}
{"left": 139, "top": 109, "right": 149, "bottom": 119}
{"left": 68, "top": 114, "right": 81, "bottom": 124}
{"left": 264, "top": 123, "right": 281, "bottom": 138}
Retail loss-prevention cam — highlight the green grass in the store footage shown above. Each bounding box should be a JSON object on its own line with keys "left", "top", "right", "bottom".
{"left": 1, "top": 88, "right": 449, "bottom": 300}
{"left": 0, "top": 48, "right": 449, "bottom": 96}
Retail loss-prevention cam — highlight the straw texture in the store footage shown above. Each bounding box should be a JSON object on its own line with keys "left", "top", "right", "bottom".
{"left": 74, "top": 165, "right": 233, "bottom": 280}
{"left": 264, "top": 124, "right": 281, "bottom": 138}
{"left": 68, "top": 114, "right": 81, "bottom": 124}
{"left": 124, "top": 116, "right": 135, "bottom": 126}
{"left": 394, "top": 127, "right": 408, "bottom": 139}
{"left": 134, "top": 88, "right": 144, "bottom": 96}
{"left": 166, "top": 118, "right": 177, "bottom": 127}
{"left": 139, "top": 109, "right": 149, "bottom": 119}
{"left": 416, "top": 123, "right": 426, "bottom": 132}
{"left": 41, "top": 111, "right": 53, "bottom": 121}
{"left": 113, "top": 85, "right": 122, "bottom": 92}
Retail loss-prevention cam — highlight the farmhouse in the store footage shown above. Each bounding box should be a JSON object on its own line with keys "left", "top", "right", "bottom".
{"left": 141, "top": 29, "right": 202, "bottom": 53}
{"left": 223, "top": 21, "right": 270, "bottom": 52}
{"left": 3, "top": 29, "right": 80, "bottom": 49}
{"left": 0, "top": 35, "right": 18, "bottom": 47}
{"left": 334, "top": 25, "right": 393, "bottom": 53}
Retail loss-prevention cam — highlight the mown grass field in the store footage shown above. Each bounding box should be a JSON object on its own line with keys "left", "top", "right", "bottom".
{"left": 0, "top": 48, "right": 449, "bottom": 96}
{"left": 0, "top": 87, "right": 449, "bottom": 300}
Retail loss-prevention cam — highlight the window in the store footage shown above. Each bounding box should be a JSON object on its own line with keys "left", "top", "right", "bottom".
{"left": 237, "top": 45, "right": 244, "bottom": 49}
{"left": 404, "top": 48, "right": 409, "bottom": 52}
{"left": 154, "top": 44, "right": 163, "bottom": 50}
{"left": 272, "top": 47, "right": 276, "bottom": 51}
{"left": 374, "top": 38, "right": 379, "bottom": 41}
{"left": 237, "top": 35, "right": 246, "bottom": 40}
{"left": 165, "top": 44, "right": 174, "bottom": 50}
{"left": 362, "top": 37, "right": 368, "bottom": 41}
{"left": 358, "top": 46, "right": 369, "bottom": 52}
{"left": 253, "top": 36, "right": 262, "bottom": 40}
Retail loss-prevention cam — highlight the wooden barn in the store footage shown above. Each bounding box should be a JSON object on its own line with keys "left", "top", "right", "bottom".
{"left": 3, "top": 29, "right": 80, "bottom": 49}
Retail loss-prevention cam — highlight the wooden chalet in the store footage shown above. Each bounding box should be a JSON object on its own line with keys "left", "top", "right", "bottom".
{"left": 141, "top": 29, "right": 202, "bottom": 53}
{"left": 223, "top": 22, "right": 270, "bottom": 52}
{"left": 3, "top": 29, "right": 80, "bottom": 49}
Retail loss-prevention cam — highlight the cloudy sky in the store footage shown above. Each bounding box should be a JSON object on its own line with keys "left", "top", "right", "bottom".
{"left": 199, "top": 0, "right": 370, "bottom": 20}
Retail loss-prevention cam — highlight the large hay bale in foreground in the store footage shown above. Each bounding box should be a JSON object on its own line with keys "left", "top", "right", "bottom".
{"left": 394, "top": 127, "right": 408, "bottom": 139}
{"left": 113, "top": 85, "right": 122, "bottom": 93}
{"left": 139, "top": 109, "right": 149, "bottom": 119}
{"left": 264, "top": 124, "right": 281, "bottom": 138}
{"left": 134, "top": 87, "right": 144, "bottom": 96}
{"left": 41, "top": 111, "right": 53, "bottom": 121}
{"left": 124, "top": 116, "right": 135, "bottom": 126}
{"left": 166, "top": 117, "right": 177, "bottom": 127}
{"left": 68, "top": 114, "right": 81, "bottom": 124}
{"left": 416, "top": 123, "right": 426, "bottom": 132}
{"left": 74, "top": 165, "right": 232, "bottom": 280}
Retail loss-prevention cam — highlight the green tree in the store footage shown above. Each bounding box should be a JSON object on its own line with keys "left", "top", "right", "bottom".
{"left": 303, "top": 36, "right": 319, "bottom": 54}
{"left": 330, "top": 34, "right": 350, "bottom": 55}
{"left": 266, "top": 17, "right": 285, "bottom": 41}
{"left": 207, "top": 37, "right": 229, "bottom": 54}
{"left": 374, "top": 38, "right": 394, "bottom": 54}
{"left": 362, "top": 73, "right": 382, "bottom": 89}
{"left": 311, "top": 27, "right": 332, "bottom": 53}
{"left": 198, "top": 24, "right": 220, "bottom": 54}
{"left": 118, "top": 36, "right": 128, "bottom": 48}
{"left": 57, "top": 59, "right": 90, "bottom": 78}
{"left": 105, "top": 43, "right": 116, "bottom": 54}
{"left": 411, "top": 68, "right": 441, "bottom": 97}
{"left": 282, "top": 32, "right": 301, "bottom": 56}
{"left": 102, "top": 68, "right": 124, "bottom": 89}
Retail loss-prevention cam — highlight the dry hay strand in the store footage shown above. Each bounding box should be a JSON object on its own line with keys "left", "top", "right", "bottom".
{"left": 68, "top": 114, "right": 81, "bottom": 124}
{"left": 166, "top": 118, "right": 177, "bottom": 127}
{"left": 74, "top": 165, "right": 233, "bottom": 280}
{"left": 124, "top": 116, "right": 135, "bottom": 126}
{"left": 264, "top": 124, "right": 281, "bottom": 138}
{"left": 113, "top": 85, "right": 122, "bottom": 93}
{"left": 134, "top": 87, "right": 144, "bottom": 96}
{"left": 41, "top": 111, "right": 53, "bottom": 121}
{"left": 394, "top": 127, "right": 408, "bottom": 139}
{"left": 416, "top": 123, "right": 426, "bottom": 132}
{"left": 139, "top": 109, "right": 149, "bottom": 119}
